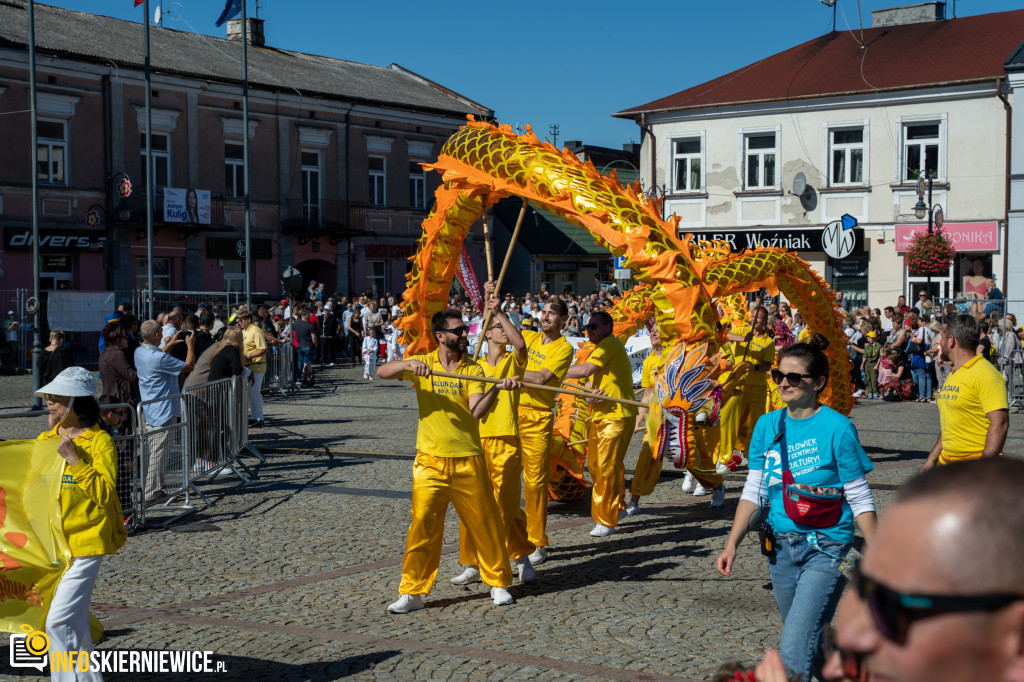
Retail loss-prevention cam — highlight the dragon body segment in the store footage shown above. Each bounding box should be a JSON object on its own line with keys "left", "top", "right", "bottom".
{"left": 399, "top": 118, "right": 852, "bottom": 496}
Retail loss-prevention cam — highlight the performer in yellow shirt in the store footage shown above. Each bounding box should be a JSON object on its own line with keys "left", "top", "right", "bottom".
{"left": 924, "top": 313, "right": 1008, "bottom": 469}
{"left": 625, "top": 325, "right": 664, "bottom": 515}
{"left": 377, "top": 309, "right": 520, "bottom": 614}
{"left": 452, "top": 284, "right": 536, "bottom": 585}
{"left": 566, "top": 310, "right": 639, "bottom": 537}
{"left": 519, "top": 298, "right": 573, "bottom": 565}
{"left": 712, "top": 306, "right": 774, "bottom": 491}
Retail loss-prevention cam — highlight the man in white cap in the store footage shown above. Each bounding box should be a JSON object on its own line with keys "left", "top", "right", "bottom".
{"left": 136, "top": 319, "right": 195, "bottom": 502}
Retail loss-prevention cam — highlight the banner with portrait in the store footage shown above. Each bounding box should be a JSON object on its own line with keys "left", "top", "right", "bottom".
{"left": 164, "top": 187, "right": 211, "bottom": 225}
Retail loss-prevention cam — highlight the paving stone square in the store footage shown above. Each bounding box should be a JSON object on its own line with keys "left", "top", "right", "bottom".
{"left": 1, "top": 366, "right": 1020, "bottom": 681}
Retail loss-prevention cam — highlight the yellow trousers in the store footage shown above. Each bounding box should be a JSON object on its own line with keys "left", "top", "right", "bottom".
{"left": 738, "top": 384, "right": 768, "bottom": 454}
{"left": 628, "top": 435, "right": 662, "bottom": 497}
{"left": 716, "top": 383, "right": 768, "bottom": 464}
{"left": 459, "top": 437, "right": 535, "bottom": 563}
{"left": 587, "top": 416, "right": 636, "bottom": 527}
{"left": 399, "top": 452, "right": 512, "bottom": 595}
{"left": 519, "top": 407, "right": 554, "bottom": 547}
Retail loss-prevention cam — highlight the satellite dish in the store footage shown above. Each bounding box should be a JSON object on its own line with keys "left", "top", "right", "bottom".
{"left": 281, "top": 266, "right": 302, "bottom": 298}
{"left": 792, "top": 172, "right": 807, "bottom": 198}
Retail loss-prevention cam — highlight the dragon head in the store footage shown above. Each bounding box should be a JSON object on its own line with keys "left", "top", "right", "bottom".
{"left": 650, "top": 341, "right": 723, "bottom": 470}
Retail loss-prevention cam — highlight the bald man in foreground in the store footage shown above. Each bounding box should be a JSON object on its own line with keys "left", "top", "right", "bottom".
{"left": 817, "top": 458, "right": 1024, "bottom": 682}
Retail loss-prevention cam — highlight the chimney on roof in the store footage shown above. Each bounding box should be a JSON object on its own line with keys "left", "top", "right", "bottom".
{"left": 622, "top": 143, "right": 640, "bottom": 156}
{"left": 226, "top": 17, "right": 265, "bottom": 47}
{"left": 871, "top": 2, "right": 945, "bottom": 27}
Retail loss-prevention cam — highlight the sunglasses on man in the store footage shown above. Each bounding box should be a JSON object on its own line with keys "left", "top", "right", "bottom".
{"left": 852, "top": 560, "right": 1024, "bottom": 646}
{"left": 443, "top": 326, "right": 469, "bottom": 336}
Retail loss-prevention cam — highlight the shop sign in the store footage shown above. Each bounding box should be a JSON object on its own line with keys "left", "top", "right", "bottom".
{"left": 42, "top": 255, "right": 73, "bottom": 272}
{"left": 685, "top": 226, "right": 863, "bottom": 255}
{"left": 206, "top": 237, "right": 272, "bottom": 260}
{"left": 894, "top": 222, "right": 998, "bottom": 253}
{"left": 365, "top": 244, "right": 416, "bottom": 260}
{"left": 544, "top": 261, "right": 579, "bottom": 273}
{"left": 3, "top": 227, "right": 106, "bottom": 253}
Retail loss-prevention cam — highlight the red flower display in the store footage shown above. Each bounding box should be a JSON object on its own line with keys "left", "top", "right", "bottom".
{"left": 904, "top": 229, "right": 955, "bottom": 276}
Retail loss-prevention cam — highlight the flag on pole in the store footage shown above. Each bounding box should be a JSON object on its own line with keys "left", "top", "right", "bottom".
{"left": 215, "top": 0, "right": 242, "bottom": 27}
{"left": 134, "top": 0, "right": 144, "bottom": 6}
{"left": 454, "top": 246, "right": 485, "bottom": 313}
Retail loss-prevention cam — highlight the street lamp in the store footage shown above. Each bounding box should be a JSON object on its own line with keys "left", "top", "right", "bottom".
{"left": 913, "top": 171, "right": 943, "bottom": 233}
{"left": 913, "top": 170, "right": 945, "bottom": 302}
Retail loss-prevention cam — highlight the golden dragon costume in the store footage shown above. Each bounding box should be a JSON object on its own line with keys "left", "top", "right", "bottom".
{"left": 399, "top": 119, "right": 851, "bottom": 498}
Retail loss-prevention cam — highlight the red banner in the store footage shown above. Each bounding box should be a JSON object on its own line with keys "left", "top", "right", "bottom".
{"left": 894, "top": 222, "right": 998, "bottom": 253}
{"left": 454, "top": 246, "right": 484, "bottom": 313}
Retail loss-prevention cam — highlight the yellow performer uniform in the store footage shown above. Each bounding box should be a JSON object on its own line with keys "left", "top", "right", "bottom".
{"left": 458, "top": 351, "right": 535, "bottom": 563}
{"left": 586, "top": 336, "right": 639, "bottom": 528}
{"left": 629, "top": 350, "right": 665, "bottom": 498}
{"left": 519, "top": 329, "right": 573, "bottom": 547}
{"left": 718, "top": 325, "right": 775, "bottom": 464}
{"left": 936, "top": 354, "right": 1008, "bottom": 465}
{"left": 399, "top": 352, "right": 513, "bottom": 595}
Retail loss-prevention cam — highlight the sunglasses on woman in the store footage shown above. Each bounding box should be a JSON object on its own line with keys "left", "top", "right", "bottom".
{"left": 769, "top": 369, "right": 817, "bottom": 385}
{"left": 852, "top": 560, "right": 1023, "bottom": 645}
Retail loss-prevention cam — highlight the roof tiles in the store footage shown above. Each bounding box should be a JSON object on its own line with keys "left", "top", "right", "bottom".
{"left": 617, "top": 9, "right": 1024, "bottom": 116}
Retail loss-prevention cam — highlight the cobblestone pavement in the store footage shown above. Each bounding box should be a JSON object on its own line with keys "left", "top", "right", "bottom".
{"left": 1, "top": 365, "right": 1022, "bottom": 681}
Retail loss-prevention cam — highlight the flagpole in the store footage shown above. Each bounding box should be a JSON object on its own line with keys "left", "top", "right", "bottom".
{"left": 241, "top": 0, "right": 252, "bottom": 312}
{"left": 28, "top": 0, "right": 41, "bottom": 408}
{"left": 144, "top": 0, "right": 155, "bottom": 320}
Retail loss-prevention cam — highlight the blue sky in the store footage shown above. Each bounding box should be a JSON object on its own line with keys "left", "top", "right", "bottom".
{"left": 41, "top": 0, "right": 1024, "bottom": 148}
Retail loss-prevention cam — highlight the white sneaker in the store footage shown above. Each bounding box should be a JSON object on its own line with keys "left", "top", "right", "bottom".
{"left": 517, "top": 557, "right": 535, "bottom": 582}
{"left": 387, "top": 593, "right": 424, "bottom": 614}
{"left": 450, "top": 566, "right": 481, "bottom": 585}
{"left": 528, "top": 546, "right": 548, "bottom": 565}
{"left": 711, "top": 484, "right": 726, "bottom": 508}
{"left": 624, "top": 500, "right": 640, "bottom": 516}
{"left": 490, "top": 586, "right": 514, "bottom": 605}
{"left": 692, "top": 482, "right": 709, "bottom": 496}
{"left": 681, "top": 471, "right": 695, "bottom": 493}
{"left": 590, "top": 523, "right": 616, "bottom": 537}
{"left": 715, "top": 462, "right": 730, "bottom": 474}
{"left": 853, "top": 389, "right": 866, "bottom": 398}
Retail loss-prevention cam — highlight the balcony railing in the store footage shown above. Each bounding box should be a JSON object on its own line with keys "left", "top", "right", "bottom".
{"left": 113, "top": 190, "right": 236, "bottom": 230}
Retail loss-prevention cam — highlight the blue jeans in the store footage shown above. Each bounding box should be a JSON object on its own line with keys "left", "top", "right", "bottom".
{"left": 911, "top": 366, "right": 931, "bottom": 400}
{"left": 768, "top": 533, "right": 851, "bottom": 681}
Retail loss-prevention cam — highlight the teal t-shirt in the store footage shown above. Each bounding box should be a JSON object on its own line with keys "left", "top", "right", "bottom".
{"left": 747, "top": 406, "right": 874, "bottom": 543}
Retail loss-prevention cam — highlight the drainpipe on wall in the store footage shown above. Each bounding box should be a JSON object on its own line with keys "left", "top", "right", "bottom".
{"left": 344, "top": 108, "right": 352, "bottom": 298}
{"left": 634, "top": 112, "right": 659, "bottom": 216}
{"left": 102, "top": 73, "right": 113, "bottom": 290}
{"left": 996, "top": 76, "right": 1012, "bottom": 299}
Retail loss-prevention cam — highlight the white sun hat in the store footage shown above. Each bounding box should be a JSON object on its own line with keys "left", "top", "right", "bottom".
{"left": 35, "top": 366, "right": 97, "bottom": 399}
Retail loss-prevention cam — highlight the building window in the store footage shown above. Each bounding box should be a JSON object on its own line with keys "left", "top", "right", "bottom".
{"left": 902, "top": 122, "right": 940, "bottom": 181}
{"left": 744, "top": 133, "right": 777, "bottom": 190}
{"left": 301, "top": 150, "right": 321, "bottom": 226}
{"left": 139, "top": 133, "right": 170, "bottom": 190}
{"left": 369, "top": 156, "right": 386, "bottom": 207}
{"left": 829, "top": 127, "right": 865, "bottom": 185}
{"left": 672, "top": 138, "right": 702, "bottom": 192}
{"left": 224, "top": 261, "right": 245, "bottom": 292}
{"left": 409, "top": 162, "right": 426, "bottom": 209}
{"left": 225, "top": 142, "right": 244, "bottom": 197}
{"left": 37, "top": 119, "right": 67, "bottom": 185}
{"left": 137, "top": 257, "right": 171, "bottom": 291}
{"left": 367, "top": 260, "right": 386, "bottom": 298}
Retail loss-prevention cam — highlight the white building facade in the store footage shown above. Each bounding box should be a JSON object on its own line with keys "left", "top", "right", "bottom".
{"left": 617, "top": 3, "right": 1022, "bottom": 311}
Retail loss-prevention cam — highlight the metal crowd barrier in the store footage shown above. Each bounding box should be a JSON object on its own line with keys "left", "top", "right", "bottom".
{"left": 136, "top": 394, "right": 194, "bottom": 528}
{"left": 1005, "top": 349, "right": 1024, "bottom": 412}
{"left": 106, "top": 403, "right": 140, "bottom": 535}
{"left": 262, "top": 343, "right": 296, "bottom": 398}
